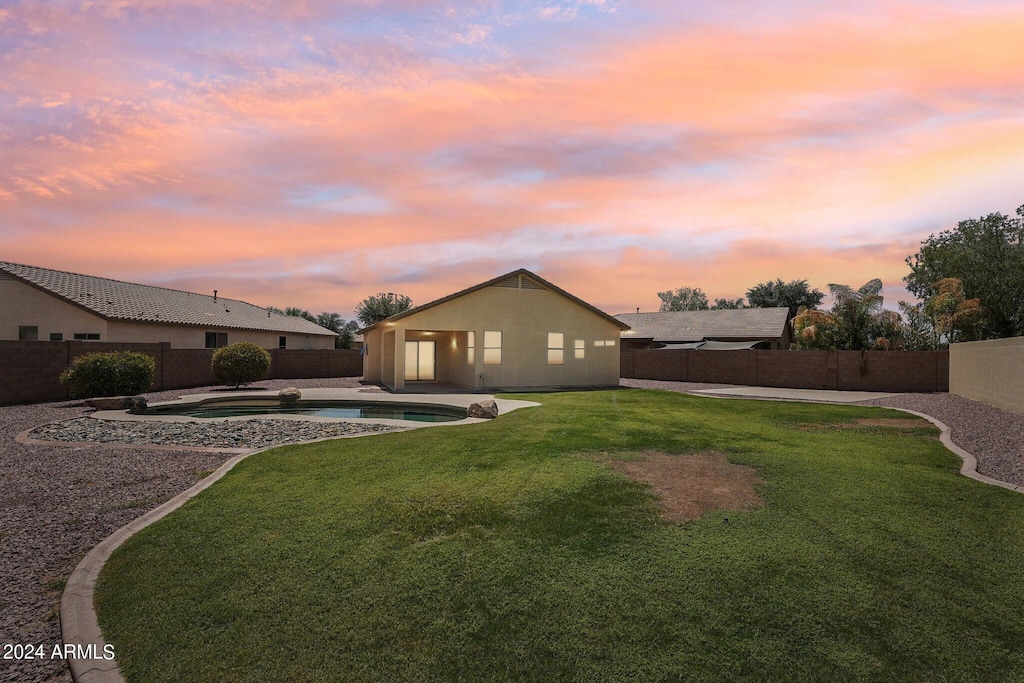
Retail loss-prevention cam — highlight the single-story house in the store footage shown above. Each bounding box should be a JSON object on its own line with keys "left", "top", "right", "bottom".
{"left": 0, "top": 261, "right": 338, "bottom": 349}
{"left": 616, "top": 307, "right": 791, "bottom": 351}
{"left": 360, "top": 269, "right": 629, "bottom": 392}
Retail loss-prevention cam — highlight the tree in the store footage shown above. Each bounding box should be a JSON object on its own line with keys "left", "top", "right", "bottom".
{"left": 791, "top": 279, "right": 904, "bottom": 350}
{"left": 827, "top": 279, "right": 886, "bottom": 350}
{"left": 658, "top": 287, "right": 709, "bottom": 311}
{"left": 898, "top": 278, "right": 987, "bottom": 349}
{"left": 709, "top": 297, "right": 747, "bottom": 310}
{"left": 905, "top": 205, "right": 1024, "bottom": 338}
{"left": 316, "top": 312, "right": 344, "bottom": 333}
{"left": 791, "top": 308, "right": 837, "bottom": 350}
{"left": 336, "top": 327, "right": 355, "bottom": 349}
{"left": 285, "top": 307, "right": 316, "bottom": 323}
{"left": 745, "top": 279, "right": 825, "bottom": 318}
{"left": 356, "top": 292, "right": 413, "bottom": 326}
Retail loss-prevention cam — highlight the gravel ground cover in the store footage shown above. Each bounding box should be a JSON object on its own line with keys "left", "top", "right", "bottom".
{"left": 0, "top": 377, "right": 365, "bottom": 683}
{"left": 619, "top": 378, "right": 739, "bottom": 392}
{"left": 28, "top": 418, "right": 401, "bottom": 450}
{"left": 863, "top": 393, "right": 1024, "bottom": 488}
{"left": 622, "top": 378, "right": 1024, "bottom": 490}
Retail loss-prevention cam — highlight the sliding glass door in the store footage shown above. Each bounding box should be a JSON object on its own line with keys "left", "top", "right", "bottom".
{"left": 404, "top": 340, "right": 435, "bottom": 381}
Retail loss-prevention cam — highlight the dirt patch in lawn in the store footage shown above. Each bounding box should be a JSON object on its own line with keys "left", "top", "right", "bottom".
{"left": 597, "top": 451, "right": 762, "bottom": 522}
{"left": 850, "top": 418, "right": 934, "bottom": 429}
{"left": 800, "top": 417, "right": 936, "bottom": 432}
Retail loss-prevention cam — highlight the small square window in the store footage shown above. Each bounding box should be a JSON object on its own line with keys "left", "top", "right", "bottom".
{"left": 50, "top": 333, "right": 63, "bottom": 341}
{"left": 18, "top": 326, "right": 38, "bottom": 341}
{"left": 205, "top": 332, "right": 228, "bottom": 349}
{"left": 73, "top": 333, "right": 100, "bottom": 340}
{"left": 574, "top": 339, "right": 585, "bottom": 360}
{"left": 279, "top": 336, "right": 287, "bottom": 349}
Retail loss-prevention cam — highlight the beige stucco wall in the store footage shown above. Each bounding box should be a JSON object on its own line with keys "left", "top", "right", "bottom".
{"left": 106, "top": 321, "right": 333, "bottom": 349}
{"left": 0, "top": 279, "right": 108, "bottom": 341}
{"left": 365, "top": 284, "right": 622, "bottom": 391}
{"left": 1, "top": 279, "right": 334, "bottom": 349}
{"left": 950, "top": 336, "right": 1024, "bottom": 415}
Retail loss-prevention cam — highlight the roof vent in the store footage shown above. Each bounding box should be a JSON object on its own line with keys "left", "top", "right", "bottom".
{"left": 213, "top": 290, "right": 218, "bottom": 302}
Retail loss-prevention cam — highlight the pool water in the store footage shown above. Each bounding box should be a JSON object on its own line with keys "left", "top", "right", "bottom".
{"left": 146, "top": 401, "right": 465, "bottom": 423}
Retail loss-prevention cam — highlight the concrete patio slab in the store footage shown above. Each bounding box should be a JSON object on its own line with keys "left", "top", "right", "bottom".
{"left": 691, "top": 386, "right": 901, "bottom": 403}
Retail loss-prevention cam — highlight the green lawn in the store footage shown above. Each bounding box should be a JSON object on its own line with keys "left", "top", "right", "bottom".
{"left": 96, "top": 389, "right": 1024, "bottom": 681}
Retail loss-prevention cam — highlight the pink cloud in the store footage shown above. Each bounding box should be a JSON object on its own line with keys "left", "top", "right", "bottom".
{"left": 1, "top": 2, "right": 1022, "bottom": 317}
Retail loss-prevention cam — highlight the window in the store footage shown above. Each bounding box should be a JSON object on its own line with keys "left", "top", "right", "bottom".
{"left": 605, "top": 339, "right": 617, "bottom": 347}
{"left": 18, "top": 326, "right": 38, "bottom": 341}
{"left": 547, "top": 332, "right": 564, "bottom": 365}
{"left": 594, "top": 340, "right": 605, "bottom": 347}
{"left": 574, "top": 339, "right": 585, "bottom": 360}
{"left": 467, "top": 331, "right": 475, "bottom": 365}
{"left": 205, "top": 332, "right": 228, "bottom": 348}
{"left": 73, "top": 333, "right": 100, "bottom": 340}
{"left": 483, "top": 330, "right": 502, "bottom": 365}
{"left": 279, "top": 336, "right": 287, "bottom": 349}
{"left": 50, "top": 333, "right": 63, "bottom": 341}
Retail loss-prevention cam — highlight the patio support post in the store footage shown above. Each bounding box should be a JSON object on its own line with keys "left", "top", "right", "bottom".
{"left": 393, "top": 327, "right": 406, "bottom": 391}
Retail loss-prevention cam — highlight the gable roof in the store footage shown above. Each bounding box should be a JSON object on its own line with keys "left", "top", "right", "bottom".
{"left": 359, "top": 268, "right": 630, "bottom": 333}
{"left": 616, "top": 307, "right": 789, "bottom": 343}
{"left": 0, "top": 261, "right": 337, "bottom": 336}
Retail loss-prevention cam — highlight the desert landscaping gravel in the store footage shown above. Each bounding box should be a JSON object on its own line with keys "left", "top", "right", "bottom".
{"left": 0, "top": 377, "right": 371, "bottom": 683}
{"left": 29, "top": 417, "right": 401, "bottom": 450}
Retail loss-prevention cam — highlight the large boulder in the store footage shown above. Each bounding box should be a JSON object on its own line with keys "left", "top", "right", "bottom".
{"left": 278, "top": 387, "right": 302, "bottom": 404}
{"left": 467, "top": 399, "right": 499, "bottom": 419}
{"left": 84, "top": 396, "right": 136, "bottom": 410}
{"left": 126, "top": 396, "right": 148, "bottom": 414}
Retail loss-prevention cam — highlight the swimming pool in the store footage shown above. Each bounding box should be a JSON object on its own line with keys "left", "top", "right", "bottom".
{"left": 143, "top": 400, "right": 467, "bottom": 423}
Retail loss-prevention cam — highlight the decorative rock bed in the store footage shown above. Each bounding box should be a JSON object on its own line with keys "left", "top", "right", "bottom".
{"left": 28, "top": 417, "right": 404, "bottom": 450}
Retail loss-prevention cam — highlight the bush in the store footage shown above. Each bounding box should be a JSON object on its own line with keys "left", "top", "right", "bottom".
{"left": 60, "top": 351, "right": 156, "bottom": 399}
{"left": 211, "top": 342, "right": 271, "bottom": 388}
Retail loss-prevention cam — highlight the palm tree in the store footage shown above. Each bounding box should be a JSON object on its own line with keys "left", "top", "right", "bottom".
{"left": 827, "top": 279, "right": 885, "bottom": 350}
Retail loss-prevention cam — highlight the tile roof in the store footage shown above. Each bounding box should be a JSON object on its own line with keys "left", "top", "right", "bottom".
{"left": 0, "top": 262, "right": 337, "bottom": 336}
{"left": 616, "top": 307, "right": 789, "bottom": 342}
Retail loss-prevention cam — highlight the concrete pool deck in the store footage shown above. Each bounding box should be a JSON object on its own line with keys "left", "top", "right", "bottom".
{"left": 85, "top": 388, "right": 541, "bottom": 429}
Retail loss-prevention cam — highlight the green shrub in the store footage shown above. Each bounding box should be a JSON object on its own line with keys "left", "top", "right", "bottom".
{"left": 211, "top": 342, "right": 271, "bottom": 388}
{"left": 60, "top": 351, "right": 156, "bottom": 399}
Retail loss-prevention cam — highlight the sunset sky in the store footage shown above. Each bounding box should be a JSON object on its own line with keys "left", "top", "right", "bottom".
{"left": 2, "top": 1, "right": 1023, "bottom": 320}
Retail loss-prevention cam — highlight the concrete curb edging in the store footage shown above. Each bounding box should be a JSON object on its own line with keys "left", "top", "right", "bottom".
{"left": 59, "top": 427, "right": 406, "bottom": 682}
{"left": 893, "top": 408, "right": 1024, "bottom": 493}
{"left": 59, "top": 446, "right": 257, "bottom": 683}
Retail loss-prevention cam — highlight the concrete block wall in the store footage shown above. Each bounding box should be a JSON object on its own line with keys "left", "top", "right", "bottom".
{"left": 950, "top": 337, "right": 1024, "bottom": 414}
{"left": 0, "top": 341, "right": 363, "bottom": 406}
{"left": 621, "top": 349, "right": 949, "bottom": 393}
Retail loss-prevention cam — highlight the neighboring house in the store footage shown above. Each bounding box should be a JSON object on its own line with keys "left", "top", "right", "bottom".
{"left": 616, "top": 308, "right": 792, "bottom": 350}
{"left": 0, "top": 262, "right": 338, "bottom": 349}
{"left": 360, "top": 269, "right": 629, "bottom": 392}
